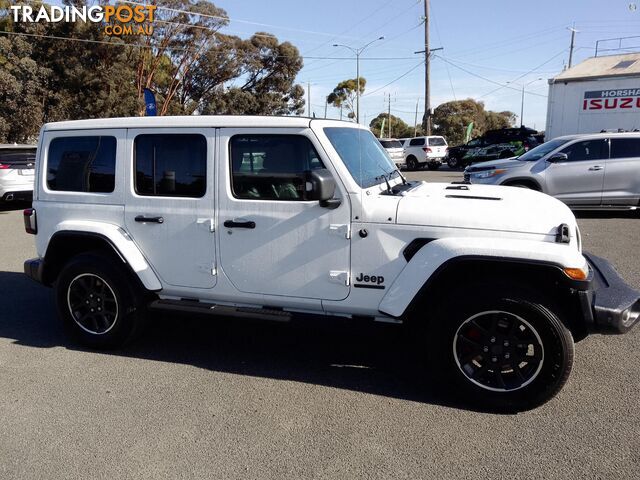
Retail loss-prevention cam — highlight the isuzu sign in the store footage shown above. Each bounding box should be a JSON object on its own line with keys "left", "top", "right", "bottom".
{"left": 583, "top": 89, "right": 640, "bottom": 110}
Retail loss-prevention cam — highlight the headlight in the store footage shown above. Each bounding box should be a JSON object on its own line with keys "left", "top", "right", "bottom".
{"left": 472, "top": 169, "right": 506, "bottom": 179}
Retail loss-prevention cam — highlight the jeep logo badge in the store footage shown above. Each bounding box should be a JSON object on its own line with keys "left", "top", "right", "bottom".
{"left": 354, "top": 273, "right": 385, "bottom": 289}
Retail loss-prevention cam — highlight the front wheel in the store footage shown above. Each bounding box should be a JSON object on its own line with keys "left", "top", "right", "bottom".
{"left": 406, "top": 156, "right": 419, "bottom": 171}
{"left": 55, "top": 252, "right": 148, "bottom": 349}
{"left": 426, "top": 162, "right": 441, "bottom": 171}
{"left": 427, "top": 287, "right": 574, "bottom": 411}
{"left": 447, "top": 156, "right": 460, "bottom": 169}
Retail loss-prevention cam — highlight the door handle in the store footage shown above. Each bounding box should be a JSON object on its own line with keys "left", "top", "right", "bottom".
{"left": 224, "top": 219, "right": 256, "bottom": 229}
{"left": 135, "top": 215, "right": 164, "bottom": 224}
{"left": 588, "top": 166, "right": 603, "bottom": 171}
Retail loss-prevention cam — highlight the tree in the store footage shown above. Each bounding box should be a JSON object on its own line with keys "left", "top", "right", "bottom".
{"left": 432, "top": 99, "right": 515, "bottom": 145}
{"left": 326, "top": 78, "right": 366, "bottom": 120}
{"left": 369, "top": 113, "right": 414, "bottom": 138}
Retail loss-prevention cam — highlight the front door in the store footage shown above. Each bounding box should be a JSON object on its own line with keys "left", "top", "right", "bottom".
{"left": 123, "top": 129, "right": 216, "bottom": 290}
{"left": 217, "top": 128, "right": 351, "bottom": 301}
{"left": 544, "top": 138, "right": 608, "bottom": 206}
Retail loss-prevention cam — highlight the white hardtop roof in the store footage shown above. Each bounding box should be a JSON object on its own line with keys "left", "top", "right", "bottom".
{"left": 552, "top": 53, "right": 640, "bottom": 83}
{"left": 0, "top": 143, "right": 37, "bottom": 149}
{"left": 42, "top": 115, "right": 359, "bottom": 131}
{"left": 555, "top": 131, "right": 640, "bottom": 141}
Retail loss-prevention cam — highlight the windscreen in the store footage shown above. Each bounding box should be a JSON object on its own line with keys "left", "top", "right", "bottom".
{"left": 379, "top": 140, "right": 402, "bottom": 148}
{"left": 0, "top": 148, "right": 36, "bottom": 168}
{"left": 324, "top": 127, "right": 397, "bottom": 188}
{"left": 518, "top": 138, "right": 569, "bottom": 161}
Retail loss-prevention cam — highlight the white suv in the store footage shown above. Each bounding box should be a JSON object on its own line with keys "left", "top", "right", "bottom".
{"left": 402, "top": 136, "right": 448, "bottom": 171}
{"left": 0, "top": 144, "right": 37, "bottom": 203}
{"left": 23, "top": 116, "right": 639, "bottom": 411}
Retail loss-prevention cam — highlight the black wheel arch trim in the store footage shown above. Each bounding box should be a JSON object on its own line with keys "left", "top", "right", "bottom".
{"left": 500, "top": 177, "right": 542, "bottom": 190}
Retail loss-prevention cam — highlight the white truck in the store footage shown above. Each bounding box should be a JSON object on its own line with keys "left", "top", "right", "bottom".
{"left": 23, "top": 116, "right": 639, "bottom": 411}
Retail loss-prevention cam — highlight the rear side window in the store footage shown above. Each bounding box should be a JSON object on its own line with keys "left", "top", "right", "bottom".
{"left": 230, "top": 135, "right": 324, "bottom": 201}
{"left": 409, "top": 138, "right": 425, "bottom": 146}
{"left": 134, "top": 134, "right": 206, "bottom": 197}
{"left": 47, "top": 136, "right": 116, "bottom": 193}
{"left": 428, "top": 137, "right": 446, "bottom": 146}
{"left": 0, "top": 149, "right": 36, "bottom": 168}
{"left": 610, "top": 138, "right": 640, "bottom": 159}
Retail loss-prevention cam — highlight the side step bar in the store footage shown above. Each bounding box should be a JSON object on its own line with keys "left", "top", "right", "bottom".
{"left": 149, "top": 298, "right": 293, "bottom": 322}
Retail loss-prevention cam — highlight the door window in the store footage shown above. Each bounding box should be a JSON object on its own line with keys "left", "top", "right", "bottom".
{"left": 409, "top": 138, "right": 425, "bottom": 146}
{"left": 230, "top": 135, "right": 324, "bottom": 201}
{"left": 47, "top": 136, "right": 116, "bottom": 192}
{"left": 610, "top": 138, "right": 640, "bottom": 159}
{"left": 134, "top": 134, "right": 206, "bottom": 197}
{"left": 560, "top": 139, "right": 606, "bottom": 162}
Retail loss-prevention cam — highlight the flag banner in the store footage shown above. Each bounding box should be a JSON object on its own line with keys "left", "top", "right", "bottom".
{"left": 144, "top": 88, "right": 156, "bottom": 116}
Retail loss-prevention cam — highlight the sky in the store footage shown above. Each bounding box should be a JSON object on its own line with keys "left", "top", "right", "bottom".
{"left": 217, "top": 0, "right": 640, "bottom": 132}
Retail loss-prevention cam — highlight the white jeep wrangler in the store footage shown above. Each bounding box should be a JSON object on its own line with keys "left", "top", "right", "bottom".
{"left": 24, "top": 116, "right": 639, "bottom": 410}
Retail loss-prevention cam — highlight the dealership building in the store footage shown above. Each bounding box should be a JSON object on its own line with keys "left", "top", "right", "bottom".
{"left": 545, "top": 52, "right": 640, "bottom": 139}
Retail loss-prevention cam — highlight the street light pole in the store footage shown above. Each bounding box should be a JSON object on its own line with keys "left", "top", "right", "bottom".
{"left": 334, "top": 36, "right": 385, "bottom": 123}
{"left": 519, "top": 78, "right": 543, "bottom": 127}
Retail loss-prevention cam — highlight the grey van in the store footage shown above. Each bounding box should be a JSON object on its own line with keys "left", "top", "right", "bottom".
{"left": 464, "top": 133, "right": 640, "bottom": 209}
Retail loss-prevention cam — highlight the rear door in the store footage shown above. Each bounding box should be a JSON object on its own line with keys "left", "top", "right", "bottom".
{"left": 123, "top": 129, "right": 216, "bottom": 290}
{"left": 544, "top": 138, "right": 608, "bottom": 206}
{"left": 0, "top": 148, "right": 37, "bottom": 196}
{"left": 603, "top": 137, "right": 640, "bottom": 206}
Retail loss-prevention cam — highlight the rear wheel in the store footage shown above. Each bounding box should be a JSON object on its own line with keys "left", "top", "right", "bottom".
{"left": 406, "top": 156, "right": 419, "bottom": 171}
{"left": 447, "top": 156, "right": 460, "bottom": 169}
{"left": 55, "top": 252, "right": 148, "bottom": 349}
{"left": 426, "top": 286, "right": 574, "bottom": 411}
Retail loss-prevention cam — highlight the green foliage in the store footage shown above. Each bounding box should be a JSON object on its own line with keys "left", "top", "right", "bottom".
{"left": 0, "top": 1, "right": 305, "bottom": 142}
{"left": 369, "top": 113, "right": 415, "bottom": 139}
{"left": 326, "top": 78, "right": 366, "bottom": 119}
{"left": 432, "top": 99, "right": 516, "bottom": 146}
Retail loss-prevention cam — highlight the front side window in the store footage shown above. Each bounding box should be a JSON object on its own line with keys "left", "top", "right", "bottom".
{"left": 134, "top": 134, "right": 206, "bottom": 197}
{"left": 610, "top": 138, "right": 640, "bottom": 159}
{"left": 324, "top": 127, "right": 397, "bottom": 188}
{"left": 230, "top": 135, "right": 324, "bottom": 201}
{"left": 47, "top": 136, "right": 116, "bottom": 193}
{"left": 561, "top": 139, "right": 607, "bottom": 162}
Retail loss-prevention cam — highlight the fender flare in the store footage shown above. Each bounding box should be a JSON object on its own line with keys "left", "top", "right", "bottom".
{"left": 378, "top": 236, "right": 587, "bottom": 318}
{"left": 45, "top": 221, "right": 162, "bottom": 291}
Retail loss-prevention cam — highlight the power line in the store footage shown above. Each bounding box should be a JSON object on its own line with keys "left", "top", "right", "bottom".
{"left": 362, "top": 62, "right": 424, "bottom": 97}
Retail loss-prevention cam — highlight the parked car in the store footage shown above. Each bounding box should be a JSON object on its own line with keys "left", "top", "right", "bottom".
{"left": 402, "top": 136, "right": 448, "bottom": 171}
{"left": 448, "top": 127, "right": 540, "bottom": 169}
{"left": 0, "top": 144, "right": 37, "bottom": 203}
{"left": 378, "top": 138, "right": 405, "bottom": 168}
{"left": 464, "top": 132, "right": 640, "bottom": 209}
{"left": 23, "top": 116, "right": 639, "bottom": 411}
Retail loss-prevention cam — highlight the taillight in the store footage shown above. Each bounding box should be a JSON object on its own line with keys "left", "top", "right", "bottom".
{"left": 0, "top": 163, "right": 10, "bottom": 169}
{"left": 422, "top": 147, "right": 432, "bottom": 153}
{"left": 23, "top": 208, "right": 37, "bottom": 235}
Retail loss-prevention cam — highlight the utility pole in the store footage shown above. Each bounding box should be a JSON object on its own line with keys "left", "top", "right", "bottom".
{"left": 414, "top": 98, "right": 419, "bottom": 136}
{"left": 340, "top": 105, "right": 343, "bottom": 120}
{"left": 324, "top": 99, "right": 328, "bottom": 118}
{"left": 387, "top": 92, "right": 392, "bottom": 138}
{"left": 307, "top": 81, "right": 311, "bottom": 117}
{"left": 567, "top": 25, "right": 578, "bottom": 69}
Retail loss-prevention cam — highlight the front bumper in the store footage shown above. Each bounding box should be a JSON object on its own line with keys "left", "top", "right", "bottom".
{"left": 580, "top": 252, "right": 640, "bottom": 334}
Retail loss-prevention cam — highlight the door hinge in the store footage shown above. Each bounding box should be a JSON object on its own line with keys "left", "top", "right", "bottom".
{"left": 329, "top": 224, "right": 351, "bottom": 239}
{"left": 197, "top": 218, "right": 215, "bottom": 232}
{"left": 198, "top": 264, "right": 217, "bottom": 276}
{"left": 329, "top": 270, "right": 350, "bottom": 286}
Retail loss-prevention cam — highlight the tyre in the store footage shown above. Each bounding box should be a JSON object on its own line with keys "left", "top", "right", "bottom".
{"left": 447, "top": 156, "right": 460, "bottom": 169}
{"left": 426, "top": 286, "right": 574, "bottom": 411}
{"left": 505, "top": 182, "right": 533, "bottom": 189}
{"left": 427, "top": 162, "right": 441, "bottom": 171}
{"left": 55, "top": 252, "right": 148, "bottom": 349}
{"left": 406, "top": 156, "right": 419, "bottom": 171}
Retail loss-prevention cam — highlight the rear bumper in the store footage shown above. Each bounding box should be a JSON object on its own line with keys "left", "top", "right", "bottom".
{"left": 580, "top": 252, "right": 640, "bottom": 334}
{"left": 24, "top": 257, "right": 45, "bottom": 285}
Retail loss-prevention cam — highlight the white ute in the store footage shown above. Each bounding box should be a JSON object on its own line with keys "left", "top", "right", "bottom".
{"left": 24, "top": 116, "right": 640, "bottom": 411}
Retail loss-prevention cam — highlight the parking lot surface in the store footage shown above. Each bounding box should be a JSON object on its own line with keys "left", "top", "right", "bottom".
{"left": 1, "top": 169, "right": 638, "bottom": 479}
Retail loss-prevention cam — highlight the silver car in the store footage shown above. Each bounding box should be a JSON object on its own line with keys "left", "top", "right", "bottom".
{"left": 464, "top": 132, "right": 640, "bottom": 209}
{"left": 379, "top": 138, "right": 406, "bottom": 168}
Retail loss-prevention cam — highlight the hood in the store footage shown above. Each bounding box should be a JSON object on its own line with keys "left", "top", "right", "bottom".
{"left": 395, "top": 182, "right": 576, "bottom": 236}
{"left": 465, "top": 157, "right": 524, "bottom": 172}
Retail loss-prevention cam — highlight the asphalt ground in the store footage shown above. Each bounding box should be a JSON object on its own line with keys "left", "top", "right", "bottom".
{"left": 1, "top": 169, "right": 638, "bottom": 479}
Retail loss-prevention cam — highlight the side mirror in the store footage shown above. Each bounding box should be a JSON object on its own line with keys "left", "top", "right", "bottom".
{"left": 547, "top": 152, "right": 568, "bottom": 163}
{"left": 306, "top": 169, "right": 340, "bottom": 209}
